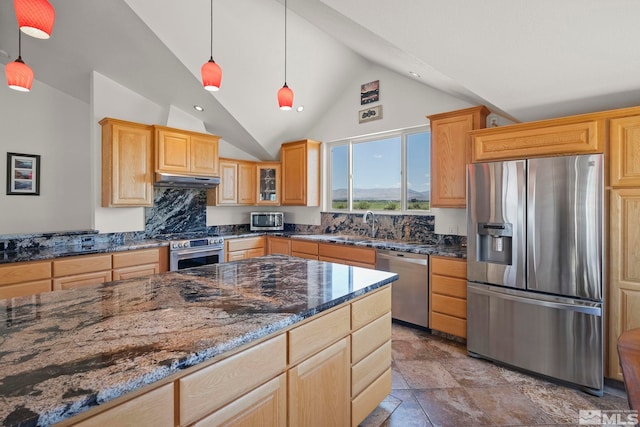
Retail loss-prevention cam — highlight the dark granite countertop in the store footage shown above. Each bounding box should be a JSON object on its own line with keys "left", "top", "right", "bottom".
{"left": 0, "top": 255, "right": 397, "bottom": 427}
{"left": 0, "top": 239, "right": 168, "bottom": 265}
{"left": 225, "top": 232, "right": 467, "bottom": 259}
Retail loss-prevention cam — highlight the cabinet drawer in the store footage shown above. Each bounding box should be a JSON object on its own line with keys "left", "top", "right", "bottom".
{"left": 291, "top": 251, "right": 318, "bottom": 260}
{"left": 430, "top": 256, "right": 466, "bottom": 279}
{"left": 291, "top": 240, "right": 318, "bottom": 255}
{"left": 112, "top": 248, "right": 160, "bottom": 268}
{"left": 351, "top": 286, "right": 391, "bottom": 331}
{"left": 351, "top": 368, "right": 392, "bottom": 427}
{"left": 431, "top": 312, "right": 467, "bottom": 338}
{"left": 318, "top": 244, "right": 375, "bottom": 265}
{"left": 432, "top": 294, "right": 466, "bottom": 319}
{"left": 431, "top": 275, "right": 467, "bottom": 298}
{"left": 53, "top": 271, "right": 112, "bottom": 291}
{"left": 192, "top": 373, "right": 286, "bottom": 427}
{"left": 0, "top": 280, "right": 51, "bottom": 299}
{"left": 352, "top": 340, "right": 391, "bottom": 397}
{"left": 246, "top": 248, "right": 265, "bottom": 258}
{"left": 289, "top": 305, "right": 351, "bottom": 365}
{"left": 0, "top": 261, "right": 51, "bottom": 286}
{"left": 319, "top": 256, "right": 375, "bottom": 269}
{"left": 73, "top": 383, "right": 174, "bottom": 427}
{"left": 53, "top": 254, "right": 112, "bottom": 277}
{"left": 227, "top": 237, "right": 264, "bottom": 252}
{"left": 351, "top": 312, "right": 392, "bottom": 364}
{"left": 112, "top": 264, "right": 159, "bottom": 281}
{"left": 179, "top": 334, "right": 287, "bottom": 426}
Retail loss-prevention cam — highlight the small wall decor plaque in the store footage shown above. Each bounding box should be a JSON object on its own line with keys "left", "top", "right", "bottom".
{"left": 360, "top": 80, "right": 379, "bottom": 105}
{"left": 7, "top": 152, "right": 40, "bottom": 195}
{"left": 359, "top": 105, "right": 383, "bottom": 124}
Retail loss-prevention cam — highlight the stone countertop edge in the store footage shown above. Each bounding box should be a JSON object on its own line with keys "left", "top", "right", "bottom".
{"left": 0, "top": 255, "right": 398, "bottom": 427}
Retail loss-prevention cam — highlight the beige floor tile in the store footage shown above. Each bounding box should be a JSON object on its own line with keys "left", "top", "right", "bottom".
{"left": 464, "top": 385, "right": 554, "bottom": 425}
{"left": 414, "top": 387, "right": 491, "bottom": 427}
{"left": 440, "top": 356, "right": 510, "bottom": 388}
{"left": 394, "top": 360, "right": 460, "bottom": 389}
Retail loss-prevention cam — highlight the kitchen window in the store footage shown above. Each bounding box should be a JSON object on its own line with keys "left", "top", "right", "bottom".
{"left": 327, "top": 127, "right": 430, "bottom": 212}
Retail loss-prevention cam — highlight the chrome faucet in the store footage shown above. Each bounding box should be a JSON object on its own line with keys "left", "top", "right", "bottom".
{"left": 363, "top": 210, "right": 377, "bottom": 238}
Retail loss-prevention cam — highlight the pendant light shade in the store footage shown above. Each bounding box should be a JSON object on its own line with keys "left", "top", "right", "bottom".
{"left": 278, "top": 84, "right": 293, "bottom": 110}
{"left": 201, "top": 0, "right": 221, "bottom": 91}
{"left": 278, "top": 0, "right": 294, "bottom": 110}
{"left": 6, "top": 31, "right": 33, "bottom": 92}
{"left": 14, "top": 0, "right": 55, "bottom": 40}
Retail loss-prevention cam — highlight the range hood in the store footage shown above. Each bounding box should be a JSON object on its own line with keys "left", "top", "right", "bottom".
{"left": 155, "top": 173, "right": 220, "bottom": 188}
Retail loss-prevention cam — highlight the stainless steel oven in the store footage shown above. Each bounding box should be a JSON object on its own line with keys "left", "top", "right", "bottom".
{"left": 168, "top": 236, "right": 225, "bottom": 271}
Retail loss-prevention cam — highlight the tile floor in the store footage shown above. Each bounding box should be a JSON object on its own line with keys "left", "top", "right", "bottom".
{"left": 360, "top": 323, "right": 630, "bottom": 427}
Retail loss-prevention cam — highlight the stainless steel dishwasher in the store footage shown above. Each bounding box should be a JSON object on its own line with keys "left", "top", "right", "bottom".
{"left": 376, "top": 250, "right": 429, "bottom": 328}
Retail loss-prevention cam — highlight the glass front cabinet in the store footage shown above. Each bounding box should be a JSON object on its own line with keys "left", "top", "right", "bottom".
{"left": 256, "top": 162, "right": 281, "bottom": 205}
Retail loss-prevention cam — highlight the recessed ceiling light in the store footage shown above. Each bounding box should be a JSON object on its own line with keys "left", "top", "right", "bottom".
{"left": 296, "top": 106, "right": 304, "bottom": 112}
{"left": 409, "top": 71, "right": 421, "bottom": 78}
{"left": 194, "top": 105, "right": 204, "bottom": 112}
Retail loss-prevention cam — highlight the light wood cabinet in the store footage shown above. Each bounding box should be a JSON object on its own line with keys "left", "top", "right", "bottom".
{"left": 154, "top": 125, "right": 219, "bottom": 177}
{"left": 0, "top": 260, "right": 52, "bottom": 299}
{"left": 428, "top": 106, "right": 489, "bottom": 208}
{"left": 211, "top": 159, "right": 256, "bottom": 206}
{"left": 257, "top": 162, "right": 281, "bottom": 205}
{"left": 291, "top": 240, "right": 319, "bottom": 260}
{"left": 100, "top": 118, "right": 154, "bottom": 207}
{"left": 267, "top": 236, "right": 291, "bottom": 255}
{"left": 608, "top": 188, "right": 640, "bottom": 380}
{"left": 52, "top": 254, "right": 112, "bottom": 291}
{"left": 318, "top": 243, "right": 376, "bottom": 269}
{"left": 112, "top": 248, "right": 166, "bottom": 280}
{"left": 225, "top": 236, "right": 265, "bottom": 262}
{"left": 288, "top": 337, "right": 351, "bottom": 427}
{"left": 610, "top": 115, "right": 640, "bottom": 187}
{"left": 281, "top": 139, "right": 321, "bottom": 206}
{"left": 429, "top": 256, "right": 467, "bottom": 338}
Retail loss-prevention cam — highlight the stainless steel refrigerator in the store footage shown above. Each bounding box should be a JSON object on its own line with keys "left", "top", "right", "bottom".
{"left": 466, "top": 154, "right": 604, "bottom": 395}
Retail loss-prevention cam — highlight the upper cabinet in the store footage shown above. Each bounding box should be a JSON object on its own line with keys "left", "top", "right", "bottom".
{"left": 210, "top": 158, "right": 256, "bottom": 206}
{"left": 257, "top": 162, "right": 281, "bottom": 205}
{"left": 281, "top": 139, "right": 321, "bottom": 206}
{"left": 610, "top": 115, "right": 640, "bottom": 187}
{"left": 428, "top": 106, "right": 489, "bottom": 208}
{"left": 154, "top": 125, "right": 220, "bottom": 177}
{"left": 100, "top": 118, "right": 154, "bottom": 207}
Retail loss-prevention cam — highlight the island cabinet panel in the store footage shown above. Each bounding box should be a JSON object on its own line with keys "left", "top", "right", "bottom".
{"left": 430, "top": 256, "right": 467, "bottom": 338}
{"left": 428, "top": 106, "right": 489, "bottom": 208}
{"left": 179, "top": 334, "right": 287, "bottom": 426}
{"left": 351, "top": 368, "right": 392, "bottom": 427}
{"left": 192, "top": 374, "right": 287, "bottom": 427}
{"left": 288, "top": 337, "right": 351, "bottom": 427}
{"left": 610, "top": 115, "right": 640, "bottom": 187}
{"left": 291, "top": 240, "right": 318, "bottom": 260}
{"left": 351, "top": 312, "right": 392, "bottom": 364}
{"left": 267, "top": 236, "right": 291, "bottom": 256}
{"left": 608, "top": 188, "right": 640, "bottom": 380}
{"left": 288, "top": 305, "right": 351, "bottom": 365}
{"left": 100, "top": 118, "right": 154, "bottom": 207}
{"left": 470, "top": 119, "right": 603, "bottom": 163}
{"left": 71, "top": 382, "right": 174, "bottom": 427}
{"left": 352, "top": 340, "right": 391, "bottom": 397}
{"left": 318, "top": 244, "right": 376, "bottom": 269}
{"left": 351, "top": 285, "right": 391, "bottom": 331}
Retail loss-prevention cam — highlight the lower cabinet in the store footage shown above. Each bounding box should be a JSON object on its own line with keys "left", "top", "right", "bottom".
{"left": 0, "top": 260, "right": 52, "bottom": 299}
{"left": 112, "top": 248, "right": 165, "bottom": 280}
{"left": 65, "top": 285, "right": 392, "bottom": 427}
{"left": 225, "top": 236, "right": 265, "bottom": 262}
{"left": 319, "top": 243, "right": 376, "bottom": 269}
{"left": 267, "top": 236, "right": 291, "bottom": 256}
{"left": 53, "top": 254, "right": 112, "bottom": 291}
{"left": 429, "top": 256, "right": 467, "bottom": 338}
{"left": 291, "top": 240, "right": 319, "bottom": 260}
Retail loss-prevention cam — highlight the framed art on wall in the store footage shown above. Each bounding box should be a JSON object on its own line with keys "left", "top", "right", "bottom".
{"left": 6, "top": 152, "right": 40, "bottom": 195}
{"left": 360, "top": 80, "right": 379, "bottom": 105}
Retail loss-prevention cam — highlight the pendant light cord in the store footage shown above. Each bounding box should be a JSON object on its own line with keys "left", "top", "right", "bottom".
{"left": 18, "top": 29, "right": 22, "bottom": 60}
{"left": 284, "top": 0, "right": 287, "bottom": 84}
{"left": 209, "top": 0, "right": 213, "bottom": 60}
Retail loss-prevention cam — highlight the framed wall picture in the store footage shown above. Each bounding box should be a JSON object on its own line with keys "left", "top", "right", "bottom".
{"left": 7, "top": 152, "right": 40, "bottom": 195}
{"left": 360, "top": 80, "right": 379, "bottom": 105}
{"left": 358, "top": 105, "right": 383, "bottom": 124}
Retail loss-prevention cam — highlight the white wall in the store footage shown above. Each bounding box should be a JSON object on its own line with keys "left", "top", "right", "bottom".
{"left": 307, "top": 64, "right": 473, "bottom": 233}
{"left": 0, "top": 80, "right": 91, "bottom": 234}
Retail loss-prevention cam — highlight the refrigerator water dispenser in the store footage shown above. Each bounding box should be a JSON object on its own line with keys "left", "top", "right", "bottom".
{"left": 477, "top": 223, "right": 512, "bottom": 265}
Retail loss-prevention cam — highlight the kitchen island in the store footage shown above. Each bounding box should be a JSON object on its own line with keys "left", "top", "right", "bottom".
{"left": 0, "top": 255, "right": 397, "bottom": 427}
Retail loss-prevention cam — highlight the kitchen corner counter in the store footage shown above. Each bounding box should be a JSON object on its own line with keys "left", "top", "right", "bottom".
{"left": 0, "top": 255, "right": 397, "bottom": 427}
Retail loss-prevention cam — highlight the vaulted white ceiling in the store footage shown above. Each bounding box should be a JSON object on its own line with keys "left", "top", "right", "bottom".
{"left": 2, "top": 0, "right": 639, "bottom": 160}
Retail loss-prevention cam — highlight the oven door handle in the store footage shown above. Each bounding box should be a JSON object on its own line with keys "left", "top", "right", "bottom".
{"left": 172, "top": 248, "right": 224, "bottom": 257}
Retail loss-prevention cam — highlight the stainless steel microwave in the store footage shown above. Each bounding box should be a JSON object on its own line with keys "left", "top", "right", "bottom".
{"left": 250, "top": 212, "right": 284, "bottom": 231}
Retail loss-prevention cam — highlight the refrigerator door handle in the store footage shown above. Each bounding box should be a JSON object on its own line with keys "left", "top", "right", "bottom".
{"left": 469, "top": 285, "right": 602, "bottom": 316}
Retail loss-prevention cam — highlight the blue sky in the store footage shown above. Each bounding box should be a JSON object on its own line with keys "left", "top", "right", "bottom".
{"left": 331, "top": 131, "right": 430, "bottom": 193}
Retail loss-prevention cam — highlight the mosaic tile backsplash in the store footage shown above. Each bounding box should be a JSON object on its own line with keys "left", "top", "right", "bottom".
{"left": 0, "top": 186, "right": 464, "bottom": 250}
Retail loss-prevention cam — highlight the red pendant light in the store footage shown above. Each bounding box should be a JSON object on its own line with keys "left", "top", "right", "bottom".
{"left": 6, "top": 31, "right": 34, "bottom": 92}
{"left": 278, "top": 0, "right": 294, "bottom": 110}
{"left": 201, "top": 0, "right": 221, "bottom": 91}
{"left": 14, "top": 0, "right": 55, "bottom": 40}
